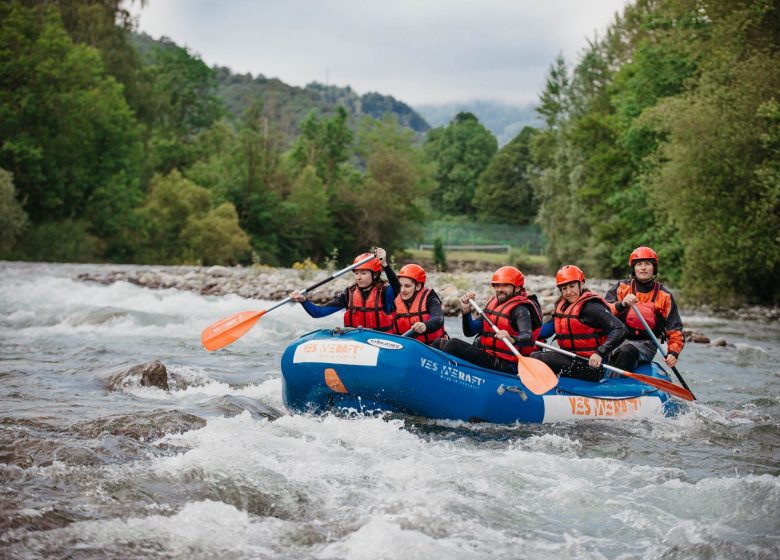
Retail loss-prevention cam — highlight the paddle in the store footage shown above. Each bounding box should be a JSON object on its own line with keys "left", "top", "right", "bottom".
{"left": 533, "top": 341, "right": 695, "bottom": 401}
{"left": 468, "top": 299, "right": 558, "bottom": 395}
{"left": 401, "top": 328, "right": 416, "bottom": 337}
{"left": 201, "top": 254, "right": 377, "bottom": 351}
{"left": 629, "top": 304, "right": 696, "bottom": 400}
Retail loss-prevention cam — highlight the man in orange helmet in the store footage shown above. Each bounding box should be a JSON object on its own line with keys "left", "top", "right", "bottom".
{"left": 290, "top": 247, "right": 400, "bottom": 331}
{"left": 531, "top": 265, "right": 626, "bottom": 379}
{"left": 604, "top": 246, "right": 685, "bottom": 373}
{"left": 392, "top": 263, "right": 448, "bottom": 345}
{"left": 441, "top": 266, "right": 543, "bottom": 373}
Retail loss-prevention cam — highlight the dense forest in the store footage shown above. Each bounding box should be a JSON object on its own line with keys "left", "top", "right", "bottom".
{"left": 0, "top": 0, "right": 777, "bottom": 304}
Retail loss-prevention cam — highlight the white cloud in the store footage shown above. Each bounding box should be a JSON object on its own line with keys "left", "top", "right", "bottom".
{"left": 131, "top": 0, "right": 629, "bottom": 106}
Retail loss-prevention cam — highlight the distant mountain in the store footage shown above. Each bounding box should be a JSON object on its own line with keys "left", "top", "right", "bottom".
{"left": 132, "top": 33, "right": 430, "bottom": 140}
{"left": 415, "top": 101, "right": 540, "bottom": 146}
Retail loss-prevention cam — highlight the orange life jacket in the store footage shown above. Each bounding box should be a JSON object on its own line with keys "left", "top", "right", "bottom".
{"left": 554, "top": 291, "right": 608, "bottom": 357}
{"left": 343, "top": 283, "right": 395, "bottom": 331}
{"left": 478, "top": 294, "right": 542, "bottom": 361}
{"left": 617, "top": 280, "right": 666, "bottom": 340}
{"left": 393, "top": 288, "right": 448, "bottom": 344}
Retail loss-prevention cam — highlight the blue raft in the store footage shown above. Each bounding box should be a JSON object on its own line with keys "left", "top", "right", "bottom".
{"left": 281, "top": 328, "right": 683, "bottom": 423}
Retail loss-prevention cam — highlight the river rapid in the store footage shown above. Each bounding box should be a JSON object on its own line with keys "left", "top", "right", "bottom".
{"left": 1, "top": 262, "right": 778, "bottom": 559}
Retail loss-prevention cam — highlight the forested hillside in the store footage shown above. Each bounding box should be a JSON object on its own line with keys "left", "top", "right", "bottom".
{"left": 1, "top": 0, "right": 777, "bottom": 304}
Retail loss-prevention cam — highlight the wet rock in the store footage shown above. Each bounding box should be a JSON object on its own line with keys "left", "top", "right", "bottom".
{"left": 76, "top": 410, "right": 206, "bottom": 440}
{"left": 691, "top": 333, "right": 711, "bottom": 344}
{"left": 711, "top": 338, "right": 728, "bottom": 347}
{"left": 106, "top": 360, "right": 169, "bottom": 391}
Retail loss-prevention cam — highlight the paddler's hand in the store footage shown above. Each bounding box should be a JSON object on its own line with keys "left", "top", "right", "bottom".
{"left": 289, "top": 290, "right": 307, "bottom": 303}
{"left": 622, "top": 293, "right": 639, "bottom": 307}
{"left": 588, "top": 353, "right": 603, "bottom": 368}
{"left": 411, "top": 321, "right": 427, "bottom": 334}
{"left": 496, "top": 329, "right": 512, "bottom": 343}
{"left": 460, "top": 291, "right": 476, "bottom": 313}
{"left": 375, "top": 247, "right": 387, "bottom": 267}
{"left": 665, "top": 353, "right": 678, "bottom": 368}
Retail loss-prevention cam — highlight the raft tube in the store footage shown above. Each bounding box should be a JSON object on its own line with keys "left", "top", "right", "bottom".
{"left": 281, "top": 328, "right": 684, "bottom": 423}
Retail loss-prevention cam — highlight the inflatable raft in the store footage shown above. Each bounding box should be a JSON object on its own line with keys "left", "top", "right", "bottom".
{"left": 281, "top": 328, "right": 683, "bottom": 423}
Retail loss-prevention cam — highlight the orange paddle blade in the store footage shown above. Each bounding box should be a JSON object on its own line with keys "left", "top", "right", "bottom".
{"left": 201, "top": 310, "right": 266, "bottom": 351}
{"left": 516, "top": 356, "right": 558, "bottom": 395}
{"left": 618, "top": 369, "right": 695, "bottom": 401}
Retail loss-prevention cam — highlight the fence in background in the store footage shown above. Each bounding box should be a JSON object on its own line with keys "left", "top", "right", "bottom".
{"left": 414, "top": 222, "right": 546, "bottom": 254}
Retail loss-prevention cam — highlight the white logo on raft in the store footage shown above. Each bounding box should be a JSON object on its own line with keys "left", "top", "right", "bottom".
{"left": 541, "top": 395, "right": 665, "bottom": 422}
{"left": 366, "top": 338, "right": 404, "bottom": 350}
{"left": 292, "top": 341, "right": 379, "bottom": 366}
{"left": 420, "top": 358, "right": 485, "bottom": 389}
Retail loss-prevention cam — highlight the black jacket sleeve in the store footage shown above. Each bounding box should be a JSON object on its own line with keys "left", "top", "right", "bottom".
{"left": 579, "top": 300, "right": 627, "bottom": 356}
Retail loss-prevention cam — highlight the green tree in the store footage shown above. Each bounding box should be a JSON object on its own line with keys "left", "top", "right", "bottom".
{"left": 280, "top": 166, "right": 333, "bottom": 263}
{"left": 181, "top": 202, "right": 251, "bottom": 266}
{"left": 134, "top": 170, "right": 212, "bottom": 263}
{"left": 290, "top": 107, "right": 353, "bottom": 192}
{"left": 0, "top": 168, "right": 28, "bottom": 255}
{"left": 423, "top": 112, "right": 497, "bottom": 215}
{"left": 146, "top": 39, "right": 223, "bottom": 173}
{"left": 473, "top": 126, "right": 538, "bottom": 224}
{"left": 0, "top": 3, "right": 143, "bottom": 229}
{"left": 332, "top": 116, "right": 434, "bottom": 258}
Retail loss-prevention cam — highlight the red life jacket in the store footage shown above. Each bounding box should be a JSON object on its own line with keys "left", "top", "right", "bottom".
{"left": 343, "top": 283, "right": 394, "bottom": 331}
{"left": 478, "top": 294, "right": 542, "bottom": 361}
{"left": 553, "top": 291, "right": 609, "bottom": 357}
{"left": 622, "top": 280, "right": 666, "bottom": 340}
{"left": 393, "top": 288, "right": 448, "bottom": 344}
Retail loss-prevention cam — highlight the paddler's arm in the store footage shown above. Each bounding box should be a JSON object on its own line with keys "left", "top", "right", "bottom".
{"left": 507, "top": 305, "right": 534, "bottom": 350}
{"left": 290, "top": 290, "right": 347, "bottom": 318}
{"left": 421, "top": 291, "right": 445, "bottom": 333}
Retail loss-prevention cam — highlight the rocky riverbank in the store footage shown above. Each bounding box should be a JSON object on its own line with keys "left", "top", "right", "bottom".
{"left": 75, "top": 264, "right": 780, "bottom": 347}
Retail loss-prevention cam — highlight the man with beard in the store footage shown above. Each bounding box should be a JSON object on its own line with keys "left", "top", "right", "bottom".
{"left": 441, "top": 266, "right": 543, "bottom": 374}
{"left": 604, "top": 246, "right": 685, "bottom": 373}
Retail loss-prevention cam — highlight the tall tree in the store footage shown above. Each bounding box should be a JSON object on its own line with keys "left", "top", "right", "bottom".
{"left": 0, "top": 3, "right": 143, "bottom": 235}
{"left": 473, "top": 126, "right": 538, "bottom": 224}
{"left": 423, "top": 112, "right": 497, "bottom": 215}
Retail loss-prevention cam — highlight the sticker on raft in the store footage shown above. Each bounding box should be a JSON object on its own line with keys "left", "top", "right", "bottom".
{"left": 292, "top": 341, "right": 379, "bottom": 366}
{"left": 541, "top": 395, "right": 664, "bottom": 422}
{"left": 420, "top": 358, "right": 486, "bottom": 389}
{"left": 366, "top": 338, "right": 404, "bottom": 350}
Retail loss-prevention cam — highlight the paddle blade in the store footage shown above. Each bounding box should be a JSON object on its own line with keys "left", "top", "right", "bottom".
{"left": 619, "top": 369, "right": 695, "bottom": 401}
{"left": 516, "top": 357, "right": 558, "bottom": 395}
{"left": 201, "top": 310, "right": 266, "bottom": 351}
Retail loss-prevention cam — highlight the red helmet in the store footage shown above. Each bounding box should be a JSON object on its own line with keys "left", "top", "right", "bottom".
{"left": 628, "top": 246, "right": 658, "bottom": 267}
{"left": 398, "top": 263, "right": 426, "bottom": 285}
{"left": 629, "top": 246, "right": 658, "bottom": 275}
{"left": 491, "top": 266, "right": 524, "bottom": 288}
{"left": 556, "top": 265, "right": 585, "bottom": 286}
{"left": 353, "top": 253, "right": 382, "bottom": 273}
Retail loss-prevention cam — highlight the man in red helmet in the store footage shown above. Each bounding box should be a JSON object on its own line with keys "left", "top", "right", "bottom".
{"left": 604, "top": 246, "right": 685, "bottom": 372}
{"left": 392, "top": 263, "right": 448, "bottom": 345}
{"left": 531, "top": 265, "right": 626, "bottom": 379}
{"left": 441, "top": 266, "right": 543, "bottom": 374}
{"left": 290, "top": 247, "right": 400, "bottom": 331}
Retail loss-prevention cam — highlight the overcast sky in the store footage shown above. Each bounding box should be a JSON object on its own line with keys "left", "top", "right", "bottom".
{"left": 132, "top": 0, "right": 630, "bottom": 107}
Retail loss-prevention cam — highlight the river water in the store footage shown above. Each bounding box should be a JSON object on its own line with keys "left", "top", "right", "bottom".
{"left": 1, "top": 262, "right": 778, "bottom": 559}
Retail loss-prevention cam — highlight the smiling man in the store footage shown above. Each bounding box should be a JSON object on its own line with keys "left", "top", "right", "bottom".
{"left": 532, "top": 265, "right": 626, "bottom": 379}
{"left": 604, "top": 246, "right": 686, "bottom": 373}
{"left": 441, "top": 266, "right": 543, "bottom": 374}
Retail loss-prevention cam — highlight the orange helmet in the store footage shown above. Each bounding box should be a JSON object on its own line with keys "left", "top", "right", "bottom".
{"left": 491, "top": 266, "right": 524, "bottom": 288}
{"left": 353, "top": 252, "right": 382, "bottom": 273}
{"left": 556, "top": 265, "right": 585, "bottom": 286}
{"left": 629, "top": 246, "right": 658, "bottom": 274}
{"left": 398, "top": 263, "right": 426, "bottom": 285}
